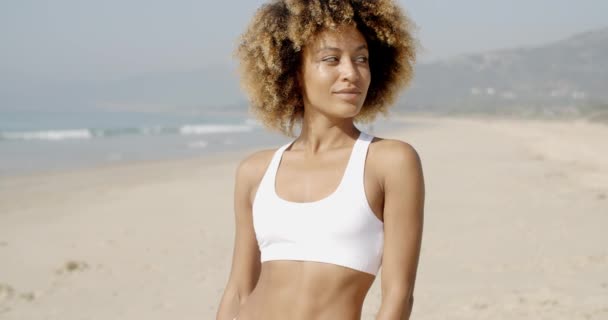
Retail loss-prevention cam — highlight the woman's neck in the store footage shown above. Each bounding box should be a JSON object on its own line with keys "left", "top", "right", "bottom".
{"left": 295, "top": 112, "right": 360, "bottom": 154}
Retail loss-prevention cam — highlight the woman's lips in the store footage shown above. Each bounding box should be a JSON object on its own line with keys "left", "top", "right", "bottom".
{"left": 334, "top": 92, "right": 361, "bottom": 102}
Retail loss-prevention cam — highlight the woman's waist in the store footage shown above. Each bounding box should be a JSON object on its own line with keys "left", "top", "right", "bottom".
{"left": 236, "top": 261, "right": 374, "bottom": 319}
{"left": 238, "top": 288, "right": 365, "bottom": 320}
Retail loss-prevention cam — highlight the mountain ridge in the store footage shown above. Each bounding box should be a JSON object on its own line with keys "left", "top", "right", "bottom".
{"left": 401, "top": 26, "right": 608, "bottom": 119}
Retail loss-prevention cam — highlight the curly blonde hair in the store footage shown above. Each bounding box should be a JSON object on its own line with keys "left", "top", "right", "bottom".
{"left": 236, "top": 0, "right": 417, "bottom": 135}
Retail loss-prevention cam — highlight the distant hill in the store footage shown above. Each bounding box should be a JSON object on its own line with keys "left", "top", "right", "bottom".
{"left": 401, "top": 27, "right": 608, "bottom": 119}
{"left": 0, "top": 64, "right": 246, "bottom": 113}
{"left": 92, "top": 64, "right": 246, "bottom": 113}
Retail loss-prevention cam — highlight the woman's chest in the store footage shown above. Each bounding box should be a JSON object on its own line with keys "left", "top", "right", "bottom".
{"left": 273, "top": 152, "right": 384, "bottom": 221}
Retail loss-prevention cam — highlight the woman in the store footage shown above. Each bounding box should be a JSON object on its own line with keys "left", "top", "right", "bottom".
{"left": 216, "top": 1, "right": 424, "bottom": 319}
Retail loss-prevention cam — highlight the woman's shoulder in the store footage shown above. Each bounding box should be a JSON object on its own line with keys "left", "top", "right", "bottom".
{"left": 368, "top": 136, "right": 422, "bottom": 176}
{"left": 235, "top": 148, "right": 279, "bottom": 186}
{"left": 369, "top": 136, "right": 420, "bottom": 160}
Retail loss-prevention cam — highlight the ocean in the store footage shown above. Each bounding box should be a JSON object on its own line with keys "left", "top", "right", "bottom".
{"left": 0, "top": 109, "right": 407, "bottom": 177}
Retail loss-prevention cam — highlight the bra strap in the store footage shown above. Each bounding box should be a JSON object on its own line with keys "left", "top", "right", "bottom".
{"left": 260, "top": 140, "right": 294, "bottom": 190}
{"left": 341, "top": 132, "right": 373, "bottom": 187}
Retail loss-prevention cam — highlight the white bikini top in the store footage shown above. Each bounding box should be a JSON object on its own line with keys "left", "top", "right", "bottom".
{"left": 252, "top": 132, "right": 384, "bottom": 275}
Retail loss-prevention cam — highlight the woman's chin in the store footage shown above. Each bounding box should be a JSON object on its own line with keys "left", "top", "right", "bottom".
{"left": 329, "top": 103, "right": 363, "bottom": 119}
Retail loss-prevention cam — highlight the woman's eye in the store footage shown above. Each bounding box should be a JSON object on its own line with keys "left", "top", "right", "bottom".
{"left": 356, "top": 56, "right": 369, "bottom": 63}
{"left": 322, "top": 56, "right": 339, "bottom": 63}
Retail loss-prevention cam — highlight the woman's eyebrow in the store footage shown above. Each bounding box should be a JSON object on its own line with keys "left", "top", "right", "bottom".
{"left": 316, "top": 44, "right": 368, "bottom": 53}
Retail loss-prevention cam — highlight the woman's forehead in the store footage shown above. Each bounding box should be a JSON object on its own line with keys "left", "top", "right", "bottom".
{"left": 305, "top": 25, "right": 368, "bottom": 52}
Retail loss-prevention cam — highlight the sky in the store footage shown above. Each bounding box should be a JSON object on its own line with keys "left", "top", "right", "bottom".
{"left": 1, "top": 0, "right": 607, "bottom": 95}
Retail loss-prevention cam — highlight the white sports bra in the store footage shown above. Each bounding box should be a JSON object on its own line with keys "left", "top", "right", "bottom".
{"left": 252, "top": 132, "right": 384, "bottom": 275}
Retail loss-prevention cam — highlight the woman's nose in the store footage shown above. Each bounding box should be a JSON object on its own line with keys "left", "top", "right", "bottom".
{"left": 340, "top": 58, "right": 359, "bottom": 82}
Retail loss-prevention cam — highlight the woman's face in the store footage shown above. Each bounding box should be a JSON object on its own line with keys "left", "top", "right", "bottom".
{"left": 299, "top": 24, "right": 371, "bottom": 120}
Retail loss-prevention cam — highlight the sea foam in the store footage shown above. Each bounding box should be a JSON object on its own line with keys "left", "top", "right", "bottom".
{"left": 0, "top": 129, "right": 93, "bottom": 141}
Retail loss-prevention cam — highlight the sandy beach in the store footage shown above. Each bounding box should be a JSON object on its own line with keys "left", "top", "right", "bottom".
{"left": 1, "top": 116, "right": 607, "bottom": 319}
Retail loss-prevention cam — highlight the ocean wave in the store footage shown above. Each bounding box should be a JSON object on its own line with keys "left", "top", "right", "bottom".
{"left": 0, "top": 123, "right": 255, "bottom": 141}
{"left": 244, "top": 118, "right": 262, "bottom": 127}
{"left": 0, "top": 129, "right": 93, "bottom": 141}
{"left": 187, "top": 140, "right": 209, "bottom": 149}
{"left": 179, "top": 124, "right": 253, "bottom": 135}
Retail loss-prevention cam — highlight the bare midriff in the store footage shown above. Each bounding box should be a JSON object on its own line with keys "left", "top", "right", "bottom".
{"left": 236, "top": 260, "right": 376, "bottom": 320}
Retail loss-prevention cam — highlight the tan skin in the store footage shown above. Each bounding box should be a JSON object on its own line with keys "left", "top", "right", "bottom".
{"left": 217, "top": 25, "right": 425, "bottom": 320}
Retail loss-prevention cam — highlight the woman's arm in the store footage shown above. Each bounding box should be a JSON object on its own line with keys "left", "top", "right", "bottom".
{"left": 374, "top": 140, "right": 425, "bottom": 320}
{"left": 216, "top": 151, "right": 272, "bottom": 320}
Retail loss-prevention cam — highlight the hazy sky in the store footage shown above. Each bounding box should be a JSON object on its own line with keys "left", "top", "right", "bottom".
{"left": 1, "top": 0, "right": 608, "bottom": 82}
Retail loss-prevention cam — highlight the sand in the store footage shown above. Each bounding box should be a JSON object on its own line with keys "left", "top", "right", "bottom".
{"left": 1, "top": 116, "right": 606, "bottom": 319}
